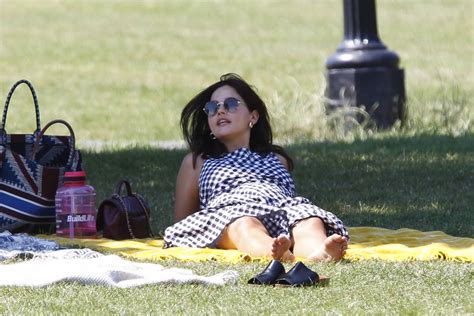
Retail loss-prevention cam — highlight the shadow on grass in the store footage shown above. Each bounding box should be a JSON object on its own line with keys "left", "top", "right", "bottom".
{"left": 82, "top": 133, "right": 473, "bottom": 238}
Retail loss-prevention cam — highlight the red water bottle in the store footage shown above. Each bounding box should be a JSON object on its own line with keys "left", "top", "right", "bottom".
{"left": 55, "top": 171, "right": 97, "bottom": 238}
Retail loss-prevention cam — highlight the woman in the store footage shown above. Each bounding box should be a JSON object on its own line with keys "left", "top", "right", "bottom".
{"left": 164, "top": 73, "right": 348, "bottom": 262}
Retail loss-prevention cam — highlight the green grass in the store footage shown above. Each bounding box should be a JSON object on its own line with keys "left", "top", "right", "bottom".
{"left": 0, "top": 0, "right": 473, "bottom": 314}
{"left": 0, "top": 0, "right": 472, "bottom": 143}
{"left": 0, "top": 261, "right": 472, "bottom": 314}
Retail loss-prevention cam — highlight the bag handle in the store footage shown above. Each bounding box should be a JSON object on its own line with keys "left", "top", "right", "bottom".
{"left": 30, "top": 119, "right": 76, "bottom": 168}
{"left": 112, "top": 180, "right": 153, "bottom": 239}
{"left": 1, "top": 80, "right": 42, "bottom": 136}
{"left": 115, "top": 180, "right": 151, "bottom": 220}
{"left": 115, "top": 180, "right": 133, "bottom": 196}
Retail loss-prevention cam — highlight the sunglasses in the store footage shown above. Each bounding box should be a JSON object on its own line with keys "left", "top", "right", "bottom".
{"left": 203, "top": 97, "right": 241, "bottom": 117}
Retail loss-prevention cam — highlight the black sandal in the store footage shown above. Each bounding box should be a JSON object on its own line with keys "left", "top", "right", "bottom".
{"left": 248, "top": 260, "right": 286, "bottom": 285}
{"left": 274, "top": 262, "right": 329, "bottom": 287}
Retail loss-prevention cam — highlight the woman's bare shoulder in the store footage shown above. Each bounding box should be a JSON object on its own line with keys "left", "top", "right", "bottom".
{"left": 181, "top": 152, "right": 205, "bottom": 171}
{"left": 275, "top": 153, "right": 290, "bottom": 171}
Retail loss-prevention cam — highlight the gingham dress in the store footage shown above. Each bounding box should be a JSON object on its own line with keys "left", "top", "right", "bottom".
{"left": 163, "top": 148, "right": 348, "bottom": 248}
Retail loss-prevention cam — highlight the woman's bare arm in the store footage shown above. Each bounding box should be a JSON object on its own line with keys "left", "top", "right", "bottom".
{"left": 173, "top": 153, "right": 203, "bottom": 223}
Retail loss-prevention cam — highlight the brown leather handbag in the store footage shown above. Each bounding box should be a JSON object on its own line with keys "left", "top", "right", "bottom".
{"left": 96, "top": 180, "right": 153, "bottom": 240}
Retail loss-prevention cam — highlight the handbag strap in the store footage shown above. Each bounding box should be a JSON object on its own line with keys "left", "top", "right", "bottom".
{"left": 112, "top": 194, "right": 137, "bottom": 239}
{"left": 30, "top": 119, "right": 76, "bottom": 168}
{"left": 1, "top": 80, "right": 42, "bottom": 142}
{"left": 112, "top": 193, "right": 153, "bottom": 239}
{"left": 115, "top": 180, "right": 152, "bottom": 221}
{"left": 112, "top": 180, "right": 154, "bottom": 239}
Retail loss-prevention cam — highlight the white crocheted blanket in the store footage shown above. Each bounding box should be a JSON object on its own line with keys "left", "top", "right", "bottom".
{"left": 0, "top": 250, "right": 239, "bottom": 287}
{"left": 0, "top": 232, "right": 238, "bottom": 287}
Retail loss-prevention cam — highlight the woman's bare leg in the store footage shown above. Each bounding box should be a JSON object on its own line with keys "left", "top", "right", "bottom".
{"left": 217, "top": 216, "right": 294, "bottom": 261}
{"left": 292, "top": 217, "right": 348, "bottom": 262}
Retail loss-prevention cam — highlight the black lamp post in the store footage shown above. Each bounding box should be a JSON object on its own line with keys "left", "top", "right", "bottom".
{"left": 325, "top": 0, "right": 405, "bottom": 128}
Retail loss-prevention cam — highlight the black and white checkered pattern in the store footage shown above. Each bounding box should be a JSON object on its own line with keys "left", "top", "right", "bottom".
{"left": 164, "top": 148, "right": 348, "bottom": 248}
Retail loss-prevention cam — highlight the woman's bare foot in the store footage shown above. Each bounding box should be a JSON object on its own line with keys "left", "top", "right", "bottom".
{"left": 271, "top": 235, "right": 295, "bottom": 262}
{"left": 307, "top": 234, "right": 348, "bottom": 262}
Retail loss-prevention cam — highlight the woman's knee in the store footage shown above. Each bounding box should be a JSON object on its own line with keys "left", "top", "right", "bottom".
{"left": 230, "top": 216, "right": 264, "bottom": 234}
{"left": 217, "top": 216, "right": 266, "bottom": 249}
{"left": 292, "top": 217, "right": 325, "bottom": 235}
{"left": 297, "top": 216, "right": 324, "bottom": 227}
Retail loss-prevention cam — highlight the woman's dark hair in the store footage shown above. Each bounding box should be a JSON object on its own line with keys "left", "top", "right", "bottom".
{"left": 181, "top": 73, "right": 293, "bottom": 170}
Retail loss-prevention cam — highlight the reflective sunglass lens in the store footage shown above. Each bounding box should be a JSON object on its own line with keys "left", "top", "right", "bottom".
{"left": 204, "top": 101, "right": 219, "bottom": 116}
{"left": 224, "top": 98, "right": 240, "bottom": 112}
{"left": 203, "top": 98, "right": 241, "bottom": 116}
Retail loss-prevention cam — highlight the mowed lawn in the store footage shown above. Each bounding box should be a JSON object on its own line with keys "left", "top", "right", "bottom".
{"left": 0, "top": 0, "right": 472, "bottom": 142}
{"left": 0, "top": 0, "right": 473, "bottom": 314}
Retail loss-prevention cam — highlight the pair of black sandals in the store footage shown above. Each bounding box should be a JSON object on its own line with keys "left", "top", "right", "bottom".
{"left": 248, "top": 260, "right": 329, "bottom": 287}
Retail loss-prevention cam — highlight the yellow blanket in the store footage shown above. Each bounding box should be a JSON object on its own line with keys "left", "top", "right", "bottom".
{"left": 45, "top": 227, "right": 474, "bottom": 263}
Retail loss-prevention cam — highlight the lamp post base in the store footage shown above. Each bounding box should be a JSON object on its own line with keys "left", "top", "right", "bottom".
{"left": 325, "top": 66, "right": 405, "bottom": 128}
